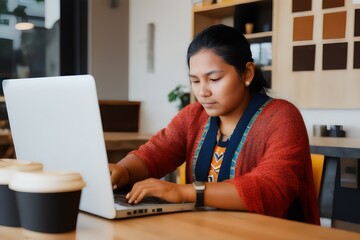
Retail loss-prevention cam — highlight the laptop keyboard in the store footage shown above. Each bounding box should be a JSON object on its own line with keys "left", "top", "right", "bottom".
{"left": 114, "top": 193, "right": 169, "bottom": 206}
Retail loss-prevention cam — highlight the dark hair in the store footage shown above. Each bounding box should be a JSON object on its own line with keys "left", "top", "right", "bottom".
{"left": 187, "top": 24, "right": 269, "bottom": 94}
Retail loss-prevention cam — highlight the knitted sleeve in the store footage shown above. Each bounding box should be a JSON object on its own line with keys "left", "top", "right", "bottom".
{"left": 128, "top": 103, "right": 205, "bottom": 179}
{"left": 226, "top": 100, "right": 319, "bottom": 224}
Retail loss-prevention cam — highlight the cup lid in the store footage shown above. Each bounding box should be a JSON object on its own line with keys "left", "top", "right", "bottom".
{"left": 0, "top": 159, "right": 43, "bottom": 184}
{"left": 9, "top": 171, "right": 86, "bottom": 193}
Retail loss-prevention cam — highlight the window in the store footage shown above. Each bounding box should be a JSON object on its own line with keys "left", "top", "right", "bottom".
{"left": 0, "top": 0, "right": 87, "bottom": 95}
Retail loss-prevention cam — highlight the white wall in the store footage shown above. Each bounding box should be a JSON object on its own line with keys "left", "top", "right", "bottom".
{"left": 273, "top": 0, "right": 360, "bottom": 138}
{"left": 89, "top": 0, "right": 129, "bottom": 100}
{"left": 128, "top": 0, "right": 192, "bottom": 134}
{"left": 301, "top": 109, "right": 360, "bottom": 138}
{"left": 90, "top": 0, "right": 360, "bottom": 138}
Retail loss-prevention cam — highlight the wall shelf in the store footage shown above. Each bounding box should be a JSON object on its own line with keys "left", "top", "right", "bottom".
{"left": 193, "top": 0, "right": 262, "bottom": 17}
{"left": 245, "top": 31, "right": 272, "bottom": 39}
{"left": 192, "top": 0, "right": 274, "bottom": 90}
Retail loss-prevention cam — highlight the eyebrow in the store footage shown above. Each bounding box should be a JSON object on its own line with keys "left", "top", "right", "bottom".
{"left": 188, "top": 70, "right": 224, "bottom": 78}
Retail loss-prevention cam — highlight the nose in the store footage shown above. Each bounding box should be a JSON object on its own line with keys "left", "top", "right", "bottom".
{"left": 198, "top": 81, "right": 211, "bottom": 97}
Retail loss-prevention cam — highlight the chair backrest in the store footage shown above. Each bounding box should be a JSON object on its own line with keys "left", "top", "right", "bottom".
{"left": 311, "top": 154, "right": 325, "bottom": 198}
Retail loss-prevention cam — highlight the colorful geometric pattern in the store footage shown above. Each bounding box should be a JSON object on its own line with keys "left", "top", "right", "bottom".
{"left": 208, "top": 145, "right": 226, "bottom": 182}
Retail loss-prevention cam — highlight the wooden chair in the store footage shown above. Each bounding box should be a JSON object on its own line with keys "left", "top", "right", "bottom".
{"left": 0, "top": 102, "right": 15, "bottom": 158}
{"left": 0, "top": 128, "right": 15, "bottom": 159}
{"left": 311, "top": 153, "right": 325, "bottom": 198}
{"left": 178, "top": 163, "right": 186, "bottom": 184}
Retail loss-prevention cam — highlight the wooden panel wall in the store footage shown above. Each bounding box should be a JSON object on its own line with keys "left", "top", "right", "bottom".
{"left": 273, "top": 0, "right": 360, "bottom": 108}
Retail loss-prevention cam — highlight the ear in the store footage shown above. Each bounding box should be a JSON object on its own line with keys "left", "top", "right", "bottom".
{"left": 243, "top": 62, "right": 255, "bottom": 85}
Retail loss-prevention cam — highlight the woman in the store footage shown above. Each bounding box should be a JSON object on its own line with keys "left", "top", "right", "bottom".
{"left": 109, "top": 24, "right": 320, "bottom": 224}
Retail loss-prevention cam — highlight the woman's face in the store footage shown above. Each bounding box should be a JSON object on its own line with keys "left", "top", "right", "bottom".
{"left": 189, "top": 49, "right": 252, "bottom": 119}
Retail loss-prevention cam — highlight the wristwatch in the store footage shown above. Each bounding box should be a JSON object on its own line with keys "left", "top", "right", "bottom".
{"left": 192, "top": 181, "right": 206, "bottom": 208}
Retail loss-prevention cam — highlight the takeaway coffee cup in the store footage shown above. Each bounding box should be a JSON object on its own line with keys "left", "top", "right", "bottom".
{"left": 9, "top": 171, "right": 86, "bottom": 233}
{"left": 0, "top": 159, "right": 43, "bottom": 227}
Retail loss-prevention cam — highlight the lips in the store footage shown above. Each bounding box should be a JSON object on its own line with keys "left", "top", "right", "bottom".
{"left": 201, "top": 102, "right": 216, "bottom": 108}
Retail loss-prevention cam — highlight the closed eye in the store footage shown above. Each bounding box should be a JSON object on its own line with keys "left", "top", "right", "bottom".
{"left": 190, "top": 78, "right": 200, "bottom": 84}
{"left": 191, "top": 80, "right": 200, "bottom": 84}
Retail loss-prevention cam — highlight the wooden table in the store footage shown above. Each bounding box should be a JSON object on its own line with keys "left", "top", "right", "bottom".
{"left": 310, "top": 136, "right": 360, "bottom": 155}
{"left": 1, "top": 211, "right": 360, "bottom": 240}
{"left": 0, "top": 131, "right": 151, "bottom": 152}
{"left": 1, "top": 131, "right": 151, "bottom": 160}
{"left": 310, "top": 137, "right": 360, "bottom": 230}
{"left": 103, "top": 132, "right": 151, "bottom": 151}
{"left": 103, "top": 132, "right": 151, "bottom": 163}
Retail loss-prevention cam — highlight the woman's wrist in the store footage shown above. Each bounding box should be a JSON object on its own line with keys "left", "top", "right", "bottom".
{"left": 179, "top": 184, "right": 196, "bottom": 203}
{"left": 116, "top": 163, "right": 130, "bottom": 187}
{"left": 117, "top": 154, "right": 149, "bottom": 185}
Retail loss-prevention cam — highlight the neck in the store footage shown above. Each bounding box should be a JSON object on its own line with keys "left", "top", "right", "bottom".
{"left": 217, "top": 129, "right": 230, "bottom": 142}
{"left": 219, "top": 107, "right": 247, "bottom": 136}
{"left": 219, "top": 93, "right": 252, "bottom": 136}
{"left": 218, "top": 119, "right": 237, "bottom": 137}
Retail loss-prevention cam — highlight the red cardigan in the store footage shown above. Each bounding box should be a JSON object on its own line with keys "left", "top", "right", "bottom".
{"left": 130, "top": 99, "right": 320, "bottom": 225}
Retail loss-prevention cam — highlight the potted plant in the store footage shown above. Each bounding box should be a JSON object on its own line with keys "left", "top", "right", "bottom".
{"left": 167, "top": 84, "right": 190, "bottom": 110}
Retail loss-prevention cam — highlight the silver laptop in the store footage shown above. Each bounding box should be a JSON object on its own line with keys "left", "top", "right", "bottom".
{"left": 2, "top": 75, "right": 194, "bottom": 219}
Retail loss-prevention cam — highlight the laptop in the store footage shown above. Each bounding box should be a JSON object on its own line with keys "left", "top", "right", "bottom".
{"left": 2, "top": 75, "right": 194, "bottom": 219}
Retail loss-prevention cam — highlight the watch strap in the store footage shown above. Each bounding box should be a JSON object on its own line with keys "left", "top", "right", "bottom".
{"left": 196, "top": 189, "right": 204, "bottom": 208}
{"left": 193, "top": 181, "right": 205, "bottom": 208}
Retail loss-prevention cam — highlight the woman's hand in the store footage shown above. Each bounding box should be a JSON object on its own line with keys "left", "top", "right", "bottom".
{"left": 108, "top": 154, "right": 150, "bottom": 190}
{"left": 109, "top": 163, "right": 130, "bottom": 190}
{"left": 126, "top": 178, "right": 193, "bottom": 204}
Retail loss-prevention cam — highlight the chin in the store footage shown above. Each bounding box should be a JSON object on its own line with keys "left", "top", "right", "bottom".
{"left": 204, "top": 109, "right": 220, "bottom": 117}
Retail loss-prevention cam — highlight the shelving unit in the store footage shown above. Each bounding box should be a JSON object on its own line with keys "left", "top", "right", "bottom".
{"left": 245, "top": 31, "right": 272, "bottom": 39}
{"left": 192, "top": 0, "right": 274, "bottom": 88}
